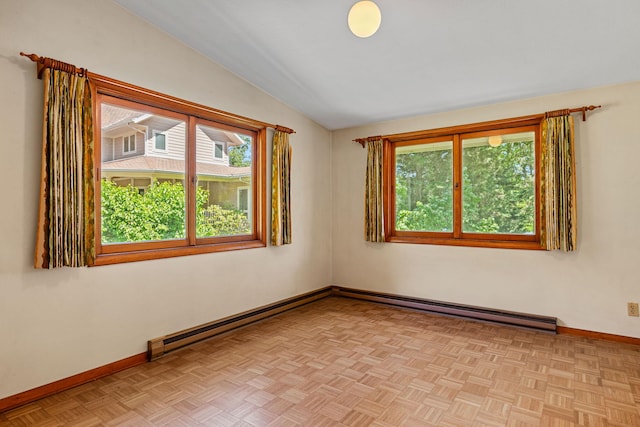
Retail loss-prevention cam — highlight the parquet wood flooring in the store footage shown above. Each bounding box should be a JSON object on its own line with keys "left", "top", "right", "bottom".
{"left": 1, "top": 297, "right": 639, "bottom": 426}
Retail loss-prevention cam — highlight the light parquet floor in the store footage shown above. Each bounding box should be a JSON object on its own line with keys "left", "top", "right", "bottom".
{"left": 1, "top": 297, "right": 639, "bottom": 426}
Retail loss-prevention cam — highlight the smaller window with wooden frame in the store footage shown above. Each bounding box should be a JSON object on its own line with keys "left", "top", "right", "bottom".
{"left": 385, "top": 117, "right": 542, "bottom": 249}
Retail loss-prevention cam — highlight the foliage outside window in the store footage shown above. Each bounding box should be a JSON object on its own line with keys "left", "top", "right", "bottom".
{"left": 94, "top": 81, "right": 266, "bottom": 265}
{"left": 387, "top": 120, "right": 541, "bottom": 249}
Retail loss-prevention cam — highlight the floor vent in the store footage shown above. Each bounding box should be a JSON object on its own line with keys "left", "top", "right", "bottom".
{"left": 148, "top": 287, "right": 332, "bottom": 360}
{"left": 332, "top": 286, "right": 557, "bottom": 333}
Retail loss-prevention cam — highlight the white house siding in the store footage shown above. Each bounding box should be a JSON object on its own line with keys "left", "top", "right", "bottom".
{"left": 102, "top": 132, "right": 145, "bottom": 162}
{"left": 195, "top": 125, "right": 227, "bottom": 165}
{"left": 144, "top": 116, "right": 186, "bottom": 161}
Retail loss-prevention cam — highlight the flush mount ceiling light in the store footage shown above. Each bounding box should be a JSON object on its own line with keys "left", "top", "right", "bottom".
{"left": 348, "top": 1, "right": 382, "bottom": 38}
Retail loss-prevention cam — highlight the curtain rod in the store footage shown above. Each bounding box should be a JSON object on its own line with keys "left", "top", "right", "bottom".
{"left": 353, "top": 105, "right": 601, "bottom": 148}
{"left": 20, "top": 52, "right": 295, "bottom": 135}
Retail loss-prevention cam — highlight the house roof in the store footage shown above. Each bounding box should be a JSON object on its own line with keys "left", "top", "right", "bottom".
{"left": 101, "top": 104, "right": 147, "bottom": 129}
{"left": 101, "top": 103, "right": 244, "bottom": 146}
{"left": 101, "top": 156, "right": 250, "bottom": 178}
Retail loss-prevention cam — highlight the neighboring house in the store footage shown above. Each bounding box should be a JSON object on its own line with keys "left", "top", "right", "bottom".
{"left": 100, "top": 103, "right": 251, "bottom": 213}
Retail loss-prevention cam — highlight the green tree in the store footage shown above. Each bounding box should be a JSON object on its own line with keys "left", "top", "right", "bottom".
{"left": 197, "top": 204, "right": 250, "bottom": 237}
{"left": 395, "top": 138, "right": 535, "bottom": 235}
{"left": 228, "top": 137, "right": 251, "bottom": 167}
{"left": 462, "top": 141, "right": 534, "bottom": 234}
{"left": 101, "top": 179, "right": 250, "bottom": 243}
{"left": 396, "top": 145, "right": 453, "bottom": 232}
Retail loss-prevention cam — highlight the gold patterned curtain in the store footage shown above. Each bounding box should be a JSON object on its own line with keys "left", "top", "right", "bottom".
{"left": 540, "top": 113, "right": 577, "bottom": 251}
{"left": 365, "top": 138, "right": 385, "bottom": 242}
{"left": 271, "top": 130, "right": 292, "bottom": 245}
{"left": 34, "top": 68, "right": 94, "bottom": 268}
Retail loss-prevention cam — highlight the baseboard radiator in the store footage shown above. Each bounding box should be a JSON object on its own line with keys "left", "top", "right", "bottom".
{"left": 332, "top": 286, "right": 557, "bottom": 333}
{"left": 148, "top": 285, "right": 556, "bottom": 360}
{"left": 148, "top": 287, "right": 332, "bottom": 360}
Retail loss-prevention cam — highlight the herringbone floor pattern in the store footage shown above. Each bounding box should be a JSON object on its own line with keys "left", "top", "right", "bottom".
{"left": 1, "top": 297, "right": 639, "bottom": 426}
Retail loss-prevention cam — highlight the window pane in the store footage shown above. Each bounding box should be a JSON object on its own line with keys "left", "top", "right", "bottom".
{"left": 462, "top": 131, "right": 535, "bottom": 234}
{"left": 155, "top": 133, "right": 166, "bottom": 150}
{"left": 100, "top": 103, "right": 186, "bottom": 243}
{"left": 215, "top": 143, "right": 223, "bottom": 159}
{"left": 395, "top": 141, "right": 453, "bottom": 232}
{"left": 195, "top": 123, "right": 252, "bottom": 237}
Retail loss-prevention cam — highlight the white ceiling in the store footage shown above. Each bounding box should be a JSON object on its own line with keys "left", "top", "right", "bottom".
{"left": 113, "top": 1, "right": 640, "bottom": 130}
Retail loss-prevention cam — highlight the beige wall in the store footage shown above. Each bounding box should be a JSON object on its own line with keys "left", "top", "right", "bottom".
{"left": 0, "top": 0, "right": 331, "bottom": 399}
{"left": 332, "top": 81, "right": 640, "bottom": 339}
{"left": 2, "top": 0, "right": 639, "bottom": 403}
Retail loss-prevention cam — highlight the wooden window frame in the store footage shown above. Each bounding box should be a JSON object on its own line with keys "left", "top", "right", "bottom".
{"left": 384, "top": 116, "right": 543, "bottom": 250}
{"left": 92, "top": 77, "right": 267, "bottom": 265}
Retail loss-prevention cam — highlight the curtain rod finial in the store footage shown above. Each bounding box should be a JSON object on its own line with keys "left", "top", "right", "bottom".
{"left": 582, "top": 105, "right": 602, "bottom": 121}
{"left": 20, "top": 52, "right": 40, "bottom": 62}
{"left": 274, "top": 125, "right": 295, "bottom": 134}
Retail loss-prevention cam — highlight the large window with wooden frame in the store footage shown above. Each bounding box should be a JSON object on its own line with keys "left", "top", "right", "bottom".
{"left": 385, "top": 118, "right": 541, "bottom": 249}
{"left": 94, "top": 80, "right": 266, "bottom": 265}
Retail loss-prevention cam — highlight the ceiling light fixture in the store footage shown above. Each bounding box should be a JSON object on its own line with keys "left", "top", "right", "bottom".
{"left": 348, "top": 1, "right": 382, "bottom": 38}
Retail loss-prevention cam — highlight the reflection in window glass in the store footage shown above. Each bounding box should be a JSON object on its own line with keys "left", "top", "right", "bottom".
{"left": 195, "top": 123, "right": 252, "bottom": 238}
{"left": 100, "top": 102, "right": 186, "bottom": 244}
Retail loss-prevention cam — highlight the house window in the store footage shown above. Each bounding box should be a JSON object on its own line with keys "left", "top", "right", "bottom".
{"left": 386, "top": 120, "right": 541, "bottom": 249}
{"left": 214, "top": 142, "right": 224, "bottom": 159}
{"left": 123, "top": 134, "right": 136, "bottom": 153}
{"left": 95, "top": 84, "right": 267, "bottom": 265}
{"left": 154, "top": 132, "right": 167, "bottom": 151}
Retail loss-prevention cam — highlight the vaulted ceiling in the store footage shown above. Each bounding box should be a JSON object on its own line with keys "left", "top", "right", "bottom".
{"left": 113, "top": 1, "right": 640, "bottom": 130}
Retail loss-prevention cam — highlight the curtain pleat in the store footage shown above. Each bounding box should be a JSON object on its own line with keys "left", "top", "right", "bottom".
{"left": 271, "top": 130, "right": 292, "bottom": 245}
{"left": 540, "top": 115, "right": 577, "bottom": 251}
{"left": 34, "top": 68, "right": 94, "bottom": 268}
{"left": 364, "top": 139, "right": 385, "bottom": 242}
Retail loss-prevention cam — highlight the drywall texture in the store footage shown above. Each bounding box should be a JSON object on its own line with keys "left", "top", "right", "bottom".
{"left": 0, "top": 0, "right": 331, "bottom": 399}
{"left": 332, "top": 81, "right": 640, "bottom": 339}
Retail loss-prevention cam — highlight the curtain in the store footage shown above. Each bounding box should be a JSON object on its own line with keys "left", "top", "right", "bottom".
{"left": 34, "top": 68, "right": 94, "bottom": 268}
{"left": 365, "top": 138, "right": 385, "bottom": 242}
{"left": 540, "top": 114, "right": 577, "bottom": 251}
{"left": 271, "top": 130, "right": 292, "bottom": 245}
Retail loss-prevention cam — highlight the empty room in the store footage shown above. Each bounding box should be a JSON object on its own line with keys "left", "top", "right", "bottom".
{"left": 1, "top": 0, "right": 639, "bottom": 425}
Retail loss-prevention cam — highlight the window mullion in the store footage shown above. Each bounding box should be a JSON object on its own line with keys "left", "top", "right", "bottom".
{"left": 187, "top": 116, "right": 197, "bottom": 246}
{"left": 453, "top": 134, "right": 462, "bottom": 239}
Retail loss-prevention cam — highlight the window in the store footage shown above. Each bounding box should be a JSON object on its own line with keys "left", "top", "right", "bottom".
{"left": 123, "top": 134, "right": 136, "bottom": 153}
{"left": 154, "top": 132, "right": 167, "bottom": 151}
{"left": 94, "top": 80, "right": 267, "bottom": 265}
{"left": 214, "top": 142, "right": 224, "bottom": 159}
{"left": 385, "top": 118, "right": 541, "bottom": 249}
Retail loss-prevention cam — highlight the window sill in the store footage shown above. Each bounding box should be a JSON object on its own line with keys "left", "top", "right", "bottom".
{"left": 387, "top": 236, "right": 544, "bottom": 250}
{"left": 93, "top": 239, "right": 266, "bottom": 266}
